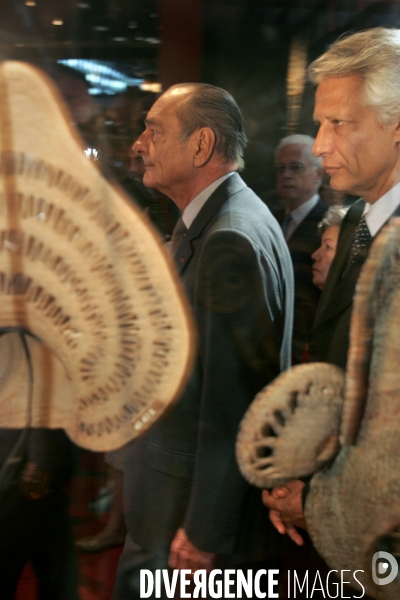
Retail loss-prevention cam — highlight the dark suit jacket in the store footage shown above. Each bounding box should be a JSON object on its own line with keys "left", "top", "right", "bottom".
{"left": 308, "top": 198, "right": 400, "bottom": 369}
{"left": 286, "top": 197, "right": 327, "bottom": 363}
{"left": 123, "top": 173, "right": 294, "bottom": 560}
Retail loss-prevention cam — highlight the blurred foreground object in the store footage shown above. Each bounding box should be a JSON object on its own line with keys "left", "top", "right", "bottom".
{"left": 0, "top": 61, "right": 194, "bottom": 452}
{"left": 237, "top": 219, "right": 400, "bottom": 598}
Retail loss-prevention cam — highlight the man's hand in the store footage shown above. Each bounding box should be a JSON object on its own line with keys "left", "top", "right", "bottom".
{"left": 262, "top": 479, "right": 307, "bottom": 546}
{"left": 168, "top": 528, "right": 216, "bottom": 572}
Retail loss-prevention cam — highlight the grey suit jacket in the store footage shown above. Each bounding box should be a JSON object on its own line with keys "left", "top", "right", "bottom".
{"left": 123, "top": 173, "right": 294, "bottom": 559}
{"left": 308, "top": 198, "right": 400, "bottom": 369}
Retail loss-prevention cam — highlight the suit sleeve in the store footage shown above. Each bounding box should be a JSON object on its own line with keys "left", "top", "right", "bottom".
{"left": 182, "top": 229, "right": 284, "bottom": 553}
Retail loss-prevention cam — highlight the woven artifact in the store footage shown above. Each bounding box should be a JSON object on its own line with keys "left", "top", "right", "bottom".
{"left": 0, "top": 61, "right": 194, "bottom": 452}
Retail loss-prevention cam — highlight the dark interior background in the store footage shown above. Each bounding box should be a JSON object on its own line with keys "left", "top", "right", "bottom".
{"left": 1, "top": 0, "right": 399, "bottom": 197}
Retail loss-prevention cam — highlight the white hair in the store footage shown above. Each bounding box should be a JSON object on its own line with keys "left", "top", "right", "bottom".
{"left": 275, "top": 134, "right": 322, "bottom": 169}
{"left": 318, "top": 205, "right": 349, "bottom": 233}
{"left": 308, "top": 27, "right": 400, "bottom": 124}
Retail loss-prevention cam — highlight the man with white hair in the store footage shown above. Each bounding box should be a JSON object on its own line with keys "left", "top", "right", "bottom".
{"left": 263, "top": 26, "right": 400, "bottom": 548}
{"left": 275, "top": 134, "right": 326, "bottom": 363}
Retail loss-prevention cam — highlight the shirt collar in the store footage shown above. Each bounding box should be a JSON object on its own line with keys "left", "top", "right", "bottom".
{"left": 364, "top": 181, "right": 400, "bottom": 237}
{"left": 288, "top": 193, "right": 320, "bottom": 224}
{"left": 181, "top": 172, "right": 234, "bottom": 229}
{"left": 285, "top": 194, "right": 319, "bottom": 240}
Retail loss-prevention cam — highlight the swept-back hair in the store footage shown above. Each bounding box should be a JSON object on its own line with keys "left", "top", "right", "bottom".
{"left": 308, "top": 27, "right": 400, "bottom": 124}
{"left": 170, "top": 83, "right": 248, "bottom": 171}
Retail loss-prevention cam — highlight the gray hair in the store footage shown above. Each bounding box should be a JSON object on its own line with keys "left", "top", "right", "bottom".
{"left": 318, "top": 205, "right": 349, "bottom": 233}
{"left": 308, "top": 27, "right": 400, "bottom": 124}
{"left": 169, "top": 83, "right": 248, "bottom": 171}
{"left": 275, "top": 134, "right": 322, "bottom": 169}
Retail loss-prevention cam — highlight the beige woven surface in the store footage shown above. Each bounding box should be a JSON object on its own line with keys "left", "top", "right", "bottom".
{"left": 0, "top": 61, "right": 194, "bottom": 451}
{"left": 306, "top": 220, "right": 400, "bottom": 599}
{"left": 236, "top": 362, "right": 344, "bottom": 488}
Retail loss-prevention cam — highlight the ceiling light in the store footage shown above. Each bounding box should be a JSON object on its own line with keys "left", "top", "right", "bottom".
{"left": 59, "top": 59, "right": 144, "bottom": 95}
{"left": 112, "top": 37, "right": 128, "bottom": 42}
{"left": 25, "top": 1, "right": 36, "bottom": 6}
{"left": 52, "top": 19, "right": 64, "bottom": 26}
{"left": 141, "top": 82, "right": 162, "bottom": 93}
{"left": 77, "top": 2, "right": 90, "bottom": 7}
{"left": 93, "top": 25, "right": 109, "bottom": 31}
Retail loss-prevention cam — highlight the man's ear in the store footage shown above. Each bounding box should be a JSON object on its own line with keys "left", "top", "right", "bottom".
{"left": 394, "top": 118, "right": 400, "bottom": 141}
{"left": 193, "top": 127, "right": 215, "bottom": 167}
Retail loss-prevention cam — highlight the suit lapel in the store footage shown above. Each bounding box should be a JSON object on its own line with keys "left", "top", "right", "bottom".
{"left": 287, "top": 197, "right": 326, "bottom": 244}
{"left": 319, "top": 266, "right": 362, "bottom": 323}
{"left": 314, "top": 199, "right": 400, "bottom": 327}
{"left": 173, "top": 173, "right": 246, "bottom": 273}
{"left": 314, "top": 199, "right": 364, "bottom": 325}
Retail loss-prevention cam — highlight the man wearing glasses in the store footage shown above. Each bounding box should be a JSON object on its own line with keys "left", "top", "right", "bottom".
{"left": 275, "top": 134, "right": 326, "bottom": 364}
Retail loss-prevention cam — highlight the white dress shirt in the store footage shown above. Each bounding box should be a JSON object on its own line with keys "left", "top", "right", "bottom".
{"left": 364, "top": 181, "right": 400, "bottom": 236}
{"left": 181, "top": 172, "right": 234, "bottom": 228}
{"left": 285, "top": 193, "right": 320, "bottom": 240}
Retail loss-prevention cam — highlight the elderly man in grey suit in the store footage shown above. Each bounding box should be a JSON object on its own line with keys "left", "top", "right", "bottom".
{"left": 263, "top": 27, "right": 400, "bottom": 548}
{"left": 113, "top": 83, "right": 294, "bottom": 598}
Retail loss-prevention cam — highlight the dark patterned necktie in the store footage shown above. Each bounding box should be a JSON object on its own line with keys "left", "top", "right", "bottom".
{"left": 170, "top": 216, "right": 188, "bottom": 256}
{"left": 281, "top": 213, "right": 292, "bottom": 240}
{"left": 343, "top": 214, "right": 372, "bottom": 276}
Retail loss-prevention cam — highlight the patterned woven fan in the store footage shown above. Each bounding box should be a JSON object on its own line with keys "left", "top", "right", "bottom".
{"left": 0, "top": 61, "right": 194, "bottom": 452}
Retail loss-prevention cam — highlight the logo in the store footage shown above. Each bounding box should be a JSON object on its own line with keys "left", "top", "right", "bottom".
{"left": 372, "top": 551, "right": 398, "bottom": 586}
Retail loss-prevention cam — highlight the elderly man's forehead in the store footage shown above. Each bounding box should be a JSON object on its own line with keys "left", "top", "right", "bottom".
{"left": 144, "top": 100, "right": 176, "bottom": 125}
{"left": 277, "top": 143, "right": 314, "bottom": 162}
{"left": 149, "top": 89, "right": 189, "bottom": 118}
{"left": 315, "top": 74, "right": 365, "bottom": 105}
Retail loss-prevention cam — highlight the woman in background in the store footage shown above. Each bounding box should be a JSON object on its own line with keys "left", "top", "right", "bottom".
{"left": 312, "top": 205, "right": 349, "bottom": 291}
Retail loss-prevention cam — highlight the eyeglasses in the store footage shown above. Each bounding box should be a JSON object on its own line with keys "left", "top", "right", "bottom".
{"left": 275, "top": 162, "right": 307, "bottom": 174}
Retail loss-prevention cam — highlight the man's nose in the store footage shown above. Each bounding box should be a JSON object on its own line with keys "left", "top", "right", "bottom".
{"left": 278, "top": 166, "right": 293, "bottom": 177}
{"left": 312, "top": 126, "right": 333, "bottom": 157}
{"left": 132, "top": 132, "right": 146, "bottom": 154}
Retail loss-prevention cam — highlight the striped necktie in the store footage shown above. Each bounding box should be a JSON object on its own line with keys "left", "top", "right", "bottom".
{"left": 281, "top": 213, "right": 293, "bottom": 240}
{"left": 170, "top": 216, "right": 188, "bottom": 256}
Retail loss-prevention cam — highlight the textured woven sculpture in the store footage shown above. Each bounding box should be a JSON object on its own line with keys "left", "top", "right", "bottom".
{"left": 236, "top": 362, "right": 345, "bottom": 488}
{"left": 237, "top": 219, "right": 400, "bottom": 599}
{"left": 0, "top": 61, "right": 194, "bottom": 452}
